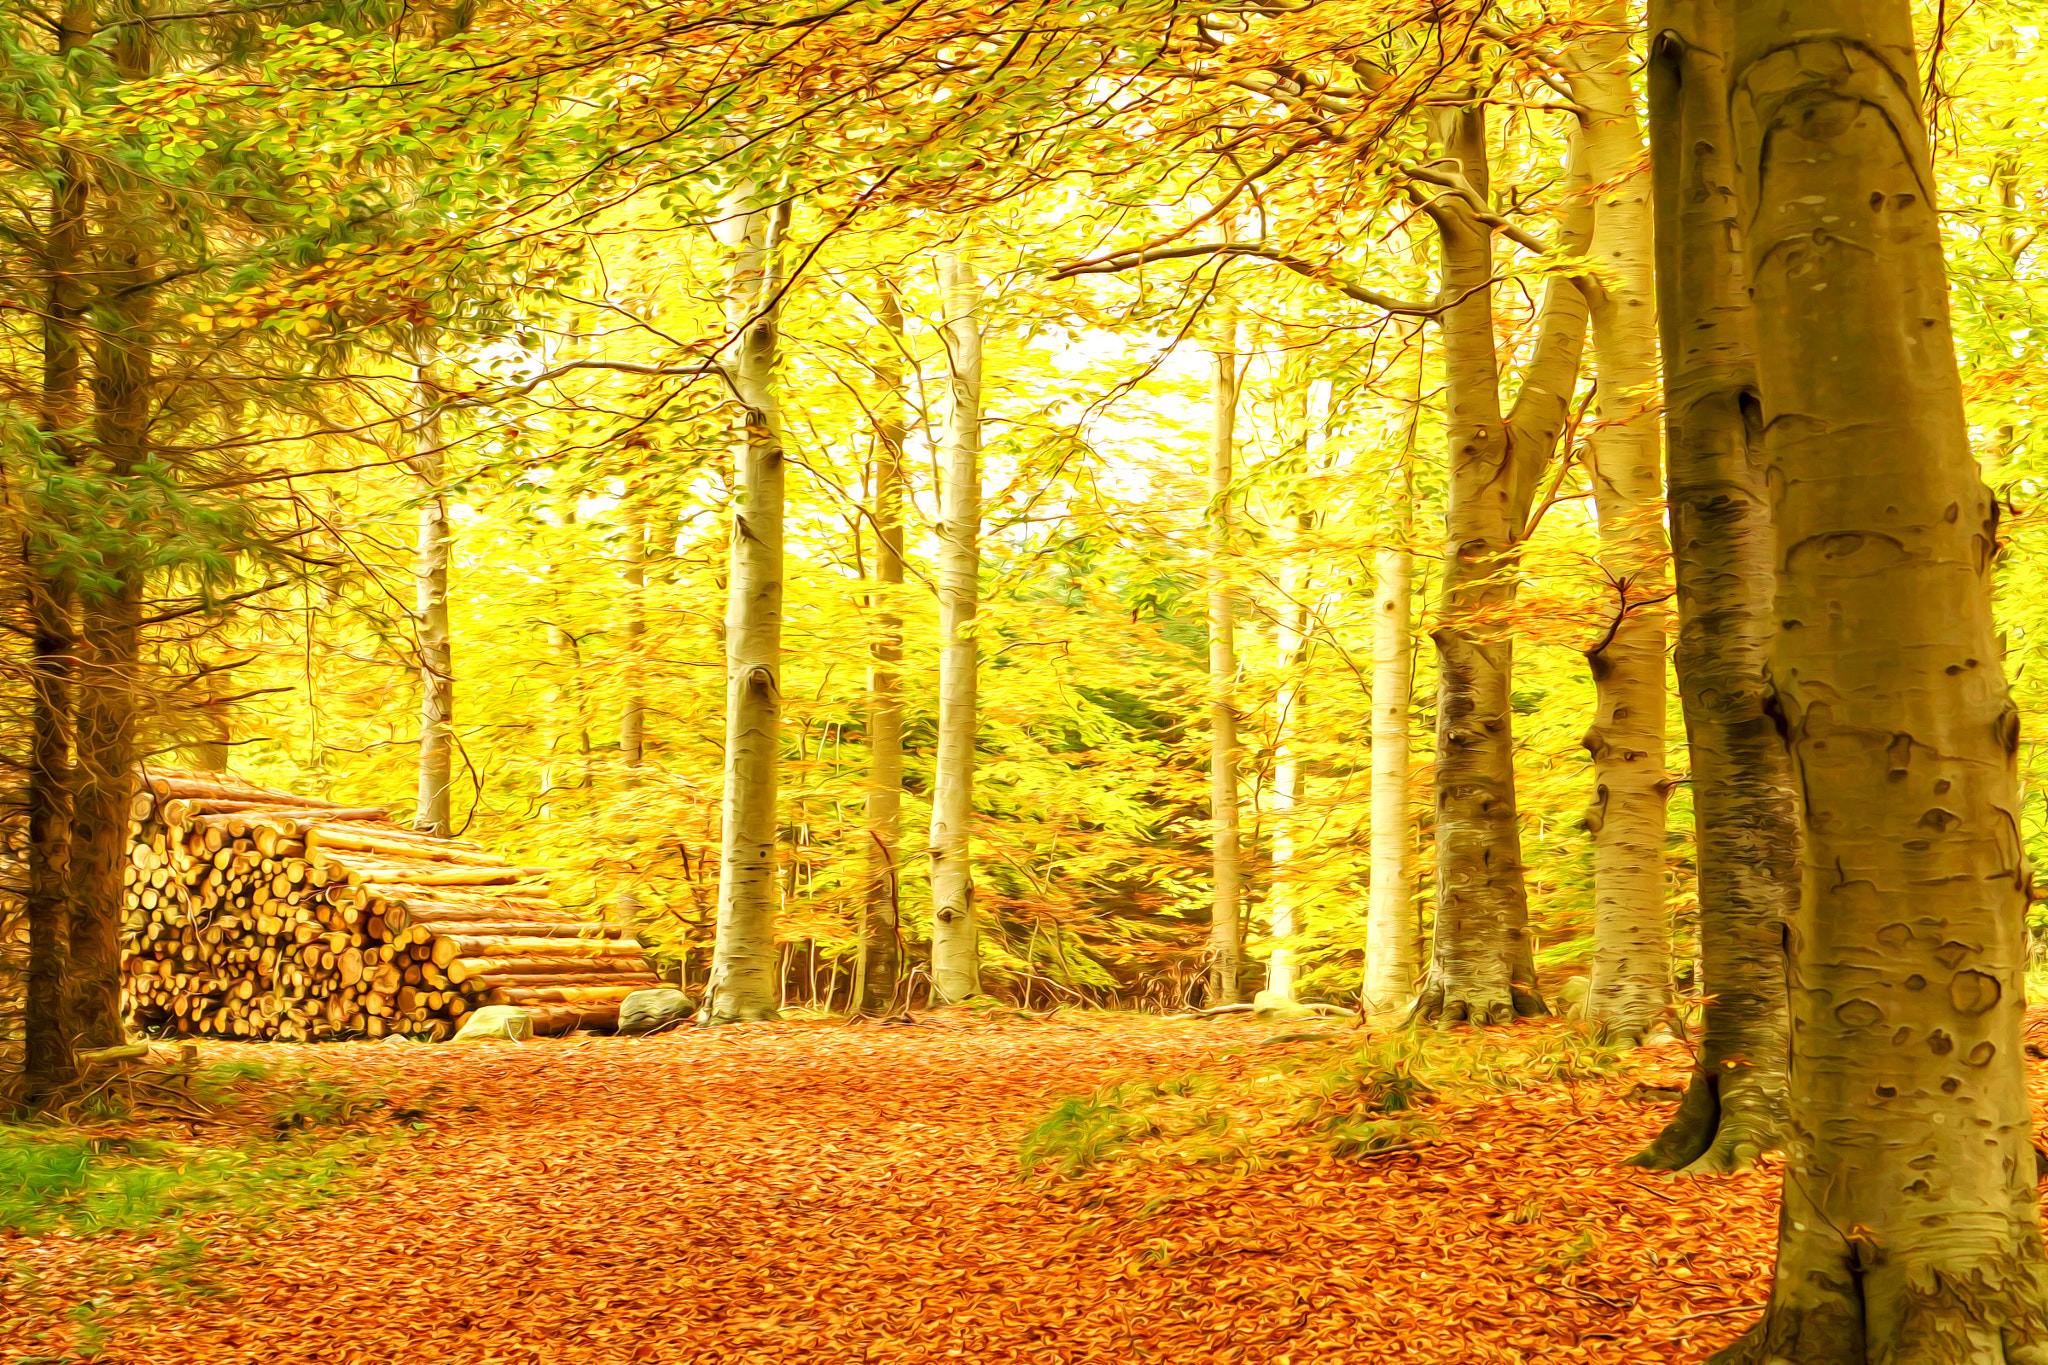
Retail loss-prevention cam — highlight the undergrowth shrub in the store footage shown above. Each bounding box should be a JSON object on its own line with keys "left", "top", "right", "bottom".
{"left": 1020, "top": 1027, "right": 1627, "bottom": 1183}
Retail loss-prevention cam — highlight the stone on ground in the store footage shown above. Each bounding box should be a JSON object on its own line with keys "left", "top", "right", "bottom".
{"left": 451, "top": 1005, "right": 534, "bottom": 1043}
{"left": 619, "top": 988, "right": 696, "bottom": 1036}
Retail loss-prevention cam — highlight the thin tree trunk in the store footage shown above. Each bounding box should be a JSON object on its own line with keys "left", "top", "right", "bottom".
{"left": 620, "top": 509, "right": 645, "bottom": 774}
{"left": 412, "top": 337, "right": 453, "bottom": 835}
{"left": 70, "top": 4, "right": 153, "bottom": 1052}
{"left": 1412, "top": 93, "right": 1591, "bottom": 1025}
{"left": 705, "top": 179, "right": 788, "bottom": 1023}
{"left": 1205, "top": 297, "right": 1243, "bottom": 1005}
{"left": 1266, "top": 375, "right": 1320, "bottom": 1003}
{"left": 858, "top": 272, "right": 907, "bottom": 1014}
{"left": 1710, "top": 2, "right": 2048, "bottom": 1356}
{"left": 1363, "top": 363, "right": 1420, "bottom": 1011}
{"left": 928, "top": 248, "right": 982, "bottom": 1003}
{"left": 1630, "top": 0, "right": 1794, "bottom": 1176}
{"left": 1573, "top": 12, "right": 1674, "bottom": 1044}
{"left": 22, "top": 0, "right": 92, "bottom": 1097}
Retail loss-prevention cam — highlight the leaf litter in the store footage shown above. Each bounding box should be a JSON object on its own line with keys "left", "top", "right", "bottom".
{"left": 7, "top": 1010, "right": 2034, "bottom": 1362}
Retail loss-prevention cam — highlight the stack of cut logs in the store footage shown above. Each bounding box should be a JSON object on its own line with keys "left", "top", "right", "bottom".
{"left": 124, "top": 768, "right": 660, "bottom": 1040}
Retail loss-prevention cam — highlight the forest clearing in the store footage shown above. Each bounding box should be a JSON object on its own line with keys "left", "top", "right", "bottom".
{"left": 6, "top": 0, "right": 2048, "bottom": 1357}
{"left": 6, "top": 1014, "right": 1796, "bottom": 1364}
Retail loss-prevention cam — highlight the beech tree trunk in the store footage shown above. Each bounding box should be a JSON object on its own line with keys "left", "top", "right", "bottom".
{"left": 1363, "top": 373, "right": 1419, "bottom": 1011}
{"left": 1411, "top": 94, "right": 1591, "bottom": 1025}
{"left": 705, "top": 180, "right": 789, "bottom": 1024}
{"left": 1205, "top": 300, "right": 1243, "bottom": 1005}
{"left": 1630, "top": 0, "right": 1795, "bottom": 1176}
{"left": 858, "top": 273, "right": 907, "bottom": 1014}
{"left": 1710, "top": 3, "right": 2048, "bottom": 1357}
{"left": 1573, "top": 11, "right": 1675, "bottom": 1045}
{"left": 620, "top": 509, "right": 645, "bottom": 775}
{"left": 23, "top": 0, "right": 92, "bottom": 1097}
{"left": 1265, "top": 375, "right": 1320, "bottom": 1003}
{"left": 928, "top": 249, "right": 982, "bottom": 1003}
{"left": 412, "top": 338, "right": 453, "bottom": 836}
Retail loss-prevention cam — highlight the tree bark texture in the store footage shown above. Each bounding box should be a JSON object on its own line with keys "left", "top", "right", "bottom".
{"left": 1631, "top": 0, "right": 1795, "bottom": 1176}
{"left": 1573, "top": 10, "right": 1676, "bottom": 1045}
{"left": 1205, "top": 300, "right": 1243, "bottom": 1005}
{"left": 1364, "top": 375, "right": 1419, "bottom": 1011}
{"left": 412, "top": 340, "right": 453, "bottom": 836}
{"left": 1412, "top": 95, "right": 1591, "bottom": 1025}
{"left": 23, "top": 0, "right": 91, "bottom": 1095}
{"left": 620, "top": 509, "right": 646, "bottom": 774}
{"left": 928, "top": 249, "right": 983, "bottom": 1003}
{"left": 705, "top": 181, "right": 789, "bottom": 1024}
{"left": 859, "top": 273, "right": 907, "bottom": 1014}
{"left": 70, "top": 7, "right": 153, "bottom": 1052}
{"left": 1710, "top": 4, "right": 2048, "bottom": 1358}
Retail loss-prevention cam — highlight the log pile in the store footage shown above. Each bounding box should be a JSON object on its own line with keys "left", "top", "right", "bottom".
{"left": 124, "top": 768, "right": 658, "bottom": 1040}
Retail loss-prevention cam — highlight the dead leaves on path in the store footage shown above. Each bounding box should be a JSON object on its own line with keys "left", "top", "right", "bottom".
{"left": 0, "top": 1014, "right": 1823, "bottom": 1362}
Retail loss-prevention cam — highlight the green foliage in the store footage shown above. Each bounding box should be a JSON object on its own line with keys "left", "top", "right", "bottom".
{"left": 1018, "top": 1029, "right": 1626, "bottom": 1183}
{"left": 0, "top": 1127, "right": 384, "bottom": 1236}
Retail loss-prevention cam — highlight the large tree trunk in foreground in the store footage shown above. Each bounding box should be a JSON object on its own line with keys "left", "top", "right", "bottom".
{"left": 1204, "top": 299, "right": 1243, "bottom": 1005}
{"left": 1412, "top": 94, "right": 1590, "bottom": 1025}
{"left": 1709, "top": 3, "right": 2048, "bottom": 1357}
{"left": 1630, "top": 0, "right": 1794, "bottom": 1176}
{"left": 23, "top": 0, "right": 91, "bottom": 1095}
{"left": 412, "top": 337, "right": 454, "bottom": 837}
{"left": 1573, "top": 10, "right": 1675, "bottom": 1045}
{"left": 928, "top": 249, "right": 983, "bottom": 1003}
{"left": 1363, "top": 373, "right": 1418, "bottom": 1012}
{"left": 69, "top": 8, "right": 153, "bottom": 1053}
{"left": 705, "top": 181, "right": 789, "bottom": 1024}
{"left": 858, "top": 273, "right": 907, "bottom": 1014}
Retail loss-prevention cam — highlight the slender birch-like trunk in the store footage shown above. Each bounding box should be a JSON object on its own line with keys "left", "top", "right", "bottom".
{"left": 1363, "top": 364, "right": 1421, "bottom": 1011}
{"left": 705, "top": 180, "right": 789, "bottom": 1024}
{"left": 1205, "top": 301, "right": 1243, "bottom": 1004}
{"left": 23, "top": 0, "right": 92, "bottom": 1097}
{"left": 70, "top": 5, "right": 154, "bottom": 1052}
{"left": 1709, "top": 2, "right": 2048, "bottom": 1355}
{"left": 928, "top": 249, "right": 982, "bottom": 1002}
{"left": 1411, "top": 92, "right": 1591, "bottom": 1025}
{"left": 411, "top": 337, "right": 453, "bottom": 836}
{"left": 620, "top": 508, "right": 646, "bottom": 775}
{"left": 1266, "top": 373, "right": 1321, "bottom": 1002}
{"left": 858, "top": 273, "right": 907, "bottom": 1013}
{"left": 1630, "top": 0, "right": 1794, "bottom": 1175}
{"left": 1573, "top": 11, "right": 1674, "bottom": 1044}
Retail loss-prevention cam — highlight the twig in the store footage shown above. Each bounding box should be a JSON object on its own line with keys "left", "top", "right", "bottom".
{"left": 1673, "top": 1303, "right": 1766, "bottom": 1324}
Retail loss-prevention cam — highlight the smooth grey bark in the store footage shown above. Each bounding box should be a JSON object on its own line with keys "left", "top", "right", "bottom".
{"left": 411, "top": 337, "right": 453, "bottom": 836}
{"left": 1571, "top": 7, "right": 1675, "bottom": 1044}
{"left": 858, "top": 272, "right": 907, "bottom": 1014}
{"left": 1709, "top": 2, "right": 2048, "bottom": 1357}
{"left": 1630, "top": 0, "right": 1795, "bottom": 1176}
{"left": 1266, "top": 373, "right": 1321, "bottom": 1003}
{"left": 705, "top": 180, "right": 790, "bottom": 1024}
{"left": 1364, "top": 361, "right": 1421, "bottom": 1011}
{"left": 1205, "top": 298, "right": 1243, "bottom": 1004}
{"left": 928, "top": 249, "right": 982, "bottom": 1003}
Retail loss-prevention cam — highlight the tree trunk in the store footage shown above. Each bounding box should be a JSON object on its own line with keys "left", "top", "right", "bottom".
{"left": 858, "top": 272, "right": 906, "bottom": 1014}
{"left": 23, "top": 0, "right": 92, "bottom": 1097}
{"left": 928, "top": 248, "right": 982, "bottom": 1003}
{"left": 1266, "top": 375, "right": 1320, "bottom": 1003}
{"left": 1630, "top": 0, "right": 1795, "bottom": 1176}
{"left": 412, "top": 337, "right": 453, "bottom": 836}
{"left": 620, "top": 508, "right": 645, "bottom": 774}
{"left": 1363, "top": 366, "right": 1420, "bottom": 1011}
{"left": 70, "top": 5, "right": 153, "bottom": 1052}
{"left": 1205, "top": 298, "right": 1243, "bottom": 1005}
{"left": 1412, "top": 95, "right": 1590, "bottom": 1025}
{"left": 1709, "top": 3, "right": 2048, "bottom": 1357}
{"left": 704, "top": 180, "right": 788, "bottom": 1024}
{"left": 1573, "top": 11, "right": 1675, "bottom": 1045}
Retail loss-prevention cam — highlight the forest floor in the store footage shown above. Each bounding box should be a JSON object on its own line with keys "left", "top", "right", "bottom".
{"left": 6, "top": 1008, "right": 2005, "bottom": 1363}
